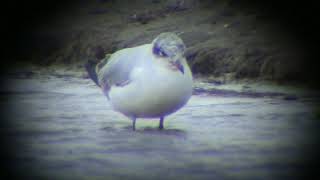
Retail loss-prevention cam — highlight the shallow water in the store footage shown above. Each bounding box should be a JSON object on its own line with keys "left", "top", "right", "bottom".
{"left": 2, "top": 77, "right": 319, "bottom": 179}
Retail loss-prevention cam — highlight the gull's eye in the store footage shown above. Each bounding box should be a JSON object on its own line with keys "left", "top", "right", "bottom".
{"left": 159, "top": 50, "right": 168, "bottom": 57}
{"left": 153, "top": 45, "right": 168, "bottom": 57}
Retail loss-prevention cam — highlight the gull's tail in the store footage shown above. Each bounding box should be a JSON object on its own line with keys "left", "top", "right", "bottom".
{"left": 85, "top": 59, "right": 100, "bottom": 87}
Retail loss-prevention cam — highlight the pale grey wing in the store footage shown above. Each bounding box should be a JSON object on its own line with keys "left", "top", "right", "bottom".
{"left": 97, "top": 49, "right": 139, "bottom": 96}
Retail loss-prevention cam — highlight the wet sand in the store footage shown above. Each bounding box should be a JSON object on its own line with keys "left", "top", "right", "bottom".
{"left": 1, "top": 76, "right": 319, "bottom": 179}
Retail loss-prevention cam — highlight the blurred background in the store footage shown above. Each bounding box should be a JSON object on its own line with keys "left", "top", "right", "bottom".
{"left": 1, "top": 0, "right": 320, "bottom": 179}
{"left": 2, "top": 0, "right": 319, "bottom": 84}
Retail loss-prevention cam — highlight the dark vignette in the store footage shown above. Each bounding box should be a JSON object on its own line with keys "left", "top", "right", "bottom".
{"left": 1, "top": 0, "right": 319, "bottom": 179}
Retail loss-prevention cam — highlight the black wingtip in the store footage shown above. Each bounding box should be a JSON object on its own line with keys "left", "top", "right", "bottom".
{"left": 84, "top": 59, "right": 100, "bottom": 87}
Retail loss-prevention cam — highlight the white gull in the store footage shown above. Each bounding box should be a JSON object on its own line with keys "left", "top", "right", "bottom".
{"left": 87, "top": 32, "right": 193, "bottom": 130}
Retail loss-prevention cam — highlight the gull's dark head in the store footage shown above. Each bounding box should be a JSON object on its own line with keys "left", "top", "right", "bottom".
{"left": 152, "top": 32, "right": 186, "bottom": 74}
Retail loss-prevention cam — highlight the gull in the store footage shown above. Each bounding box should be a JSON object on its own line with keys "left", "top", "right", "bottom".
{"left": 85, "top": 32, "right": 193, "bottom": 130}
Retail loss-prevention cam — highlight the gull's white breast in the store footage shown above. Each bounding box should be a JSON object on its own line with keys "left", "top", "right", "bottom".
{"left": 108, "top": 45, "right": 193, "bottom": 118}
